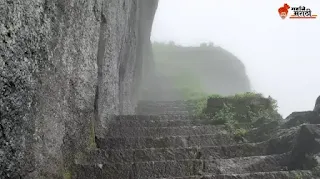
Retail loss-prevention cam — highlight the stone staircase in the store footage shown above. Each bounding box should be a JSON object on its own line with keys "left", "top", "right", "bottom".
{"left": 72, "top": 101, "right": 316, "bottom": 179}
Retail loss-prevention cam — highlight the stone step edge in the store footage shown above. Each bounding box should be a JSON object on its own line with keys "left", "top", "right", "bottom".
{"left": 97, "top": 133, "right": 230, "bottom": 140}
{"left": 89, "top": 141, "right": 266, "bottom": 152}
{"left": 137, "top": 107, "right": 191, "bottom": 109}
{"left": 158, "top": 170, "right": 313, "bottom": 179}
{"left": 111, "top": 119, "right": 196, "bottom": 124}
{"left": 112, "top": 119, "right": 195, "bottom": 122}
{"left": 109, "top": 119, "right": 196, "bottom": 125}
{"left": 110, "top": 116, "right": 254, "bottom": 126}
{"left": 108, "top": 125, "right": 225, "bottom": 130}
{"left": 106, "top": 127, "right": 226, "bottom": 137}
{"left": 114, "top": 114, "right": 195, "bottom": 119}
{"left": 137, "top": 100, "right": 192, "bottom": 104}
{"left": 77, "top": 153, "right": 288, "bottom": 165}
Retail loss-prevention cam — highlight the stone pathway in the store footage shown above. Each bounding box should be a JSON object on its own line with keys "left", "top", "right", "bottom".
{"left": 73, "top": 101, "right": 316, "bottom": 179}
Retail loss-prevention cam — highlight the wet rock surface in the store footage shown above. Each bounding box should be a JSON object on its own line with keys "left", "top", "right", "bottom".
{"left": 0, "top": 0, "right": 158, "bottom": 178}
{"left": 73, "top": 96, "right": 320, "bottom": 178}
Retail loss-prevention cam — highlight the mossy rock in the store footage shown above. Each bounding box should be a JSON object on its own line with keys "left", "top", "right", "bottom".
{"left": 204, "top": 92, "right": 281, "bottom": 123}
{"left": 63, "top": 170, "right": 72, "bottom": 179}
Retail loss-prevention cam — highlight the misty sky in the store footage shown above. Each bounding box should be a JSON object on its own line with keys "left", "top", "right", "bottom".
{"left": 151, "top": 0, "right": 320, "bottom": 117}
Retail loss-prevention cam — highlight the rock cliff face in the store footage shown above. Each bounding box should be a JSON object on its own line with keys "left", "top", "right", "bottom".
{"left": 0, "top": 0, "right": 158, "bottom": 178}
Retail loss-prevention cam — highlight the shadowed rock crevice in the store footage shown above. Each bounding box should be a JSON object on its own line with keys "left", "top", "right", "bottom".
{"left": 94, "top": 10, "right": 108, "bottom": 139}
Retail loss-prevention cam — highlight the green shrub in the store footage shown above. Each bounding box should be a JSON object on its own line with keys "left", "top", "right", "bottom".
{"left": 234, "top": 128, "right": 248, "bottom": 138}
{"left": 294, "top": 173, "right": 303, "bottom": 179}
{"left": 206, "top": 92, "right": 280, "bottom": 122}
{"left": 212, "top": 103, "right": 235, "bottom": 124}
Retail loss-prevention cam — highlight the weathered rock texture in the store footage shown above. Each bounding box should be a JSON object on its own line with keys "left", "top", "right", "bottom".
{"left": 0, "top": 0, "right": 158, "bottom": 178}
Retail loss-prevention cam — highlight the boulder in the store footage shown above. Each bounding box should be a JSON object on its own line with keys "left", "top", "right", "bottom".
{"left": 282, "top": 111, "right": 320, "bottom": 128}
{"left": 289, "top": 124, "right": 320, "bottom": 170}
{"left": 246, "top": 120, "right": 280, "bottom": 142}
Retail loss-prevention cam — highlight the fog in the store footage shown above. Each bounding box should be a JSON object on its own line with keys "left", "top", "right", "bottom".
{"left": 150, "top": 0, "right": 320, "bottom": 117}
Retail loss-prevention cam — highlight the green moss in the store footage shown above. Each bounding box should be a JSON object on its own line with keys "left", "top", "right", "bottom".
{"left": 63, "top": 170, "right": 72, "bottom": 179}
{"left": 187, "top": 97, "right": 206, "bottom": 115}
{"left": 212, "top": 103, "right": 235, "bottom": 124}
{"left": 234, "top": 128, "right": 248, "bottom": 137}
{"left": 233, "top": 128, "right": 248, "bottom": 142}
{"left": 294, "top": 173, "right": 303, "bottom": 179}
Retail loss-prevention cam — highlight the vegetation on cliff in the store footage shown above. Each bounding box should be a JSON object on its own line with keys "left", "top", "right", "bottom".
{"left": 189, "top": 92, "right": 282, "bottom": 142}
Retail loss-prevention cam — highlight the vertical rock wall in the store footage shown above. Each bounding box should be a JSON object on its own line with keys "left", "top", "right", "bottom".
{"left": 136, "top": 0, "right": 158, "bottom": 93}
{"left": 0, "top": 0, "right": 158, "bottom": 178}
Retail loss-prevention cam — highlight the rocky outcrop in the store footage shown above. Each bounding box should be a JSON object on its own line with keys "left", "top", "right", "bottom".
{"left": 282, "top": 111, "right": 320, "bottom": 129}
{"left": 0, "top": 0, "right": 158, "bottom": 178}
{"left": 289, "top": 124, "right": 320, "bottom": 170}
{"left": 314, "top": 95, "right": 320, "bottom": 113}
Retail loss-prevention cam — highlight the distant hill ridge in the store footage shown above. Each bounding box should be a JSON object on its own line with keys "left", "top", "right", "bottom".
{"left": 151, "top": 41, "right": 252, "bottom": 96}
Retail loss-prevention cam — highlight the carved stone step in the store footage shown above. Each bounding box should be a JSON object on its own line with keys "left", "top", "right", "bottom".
{"left": 74, "top": 154, "right": 292, "bottom": 178}
{"left": 113, "top": 115, "right": 194, "bottom": 121}
{"left": 109, "top": 115, "right": 195, "bottom": 127}
{"left": 208, "top": 153, "right": 290, "bottom": 175}
{"left": 106, "top": 125, "right": 225, "bottom": 137}
{"left": 96, "top": 133, "right": 236, "bottom": 150}
{"left": 109, "top": 119, "right": 194, "bottom": 128}
{"left": 137, "top": 110, "right": 190, "bottom": 115}
{"left": 80, "top": 142, "right": 269, "bottom": 163}
{"left": 160, "top": 170, "right": 313, "bottom": 179}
